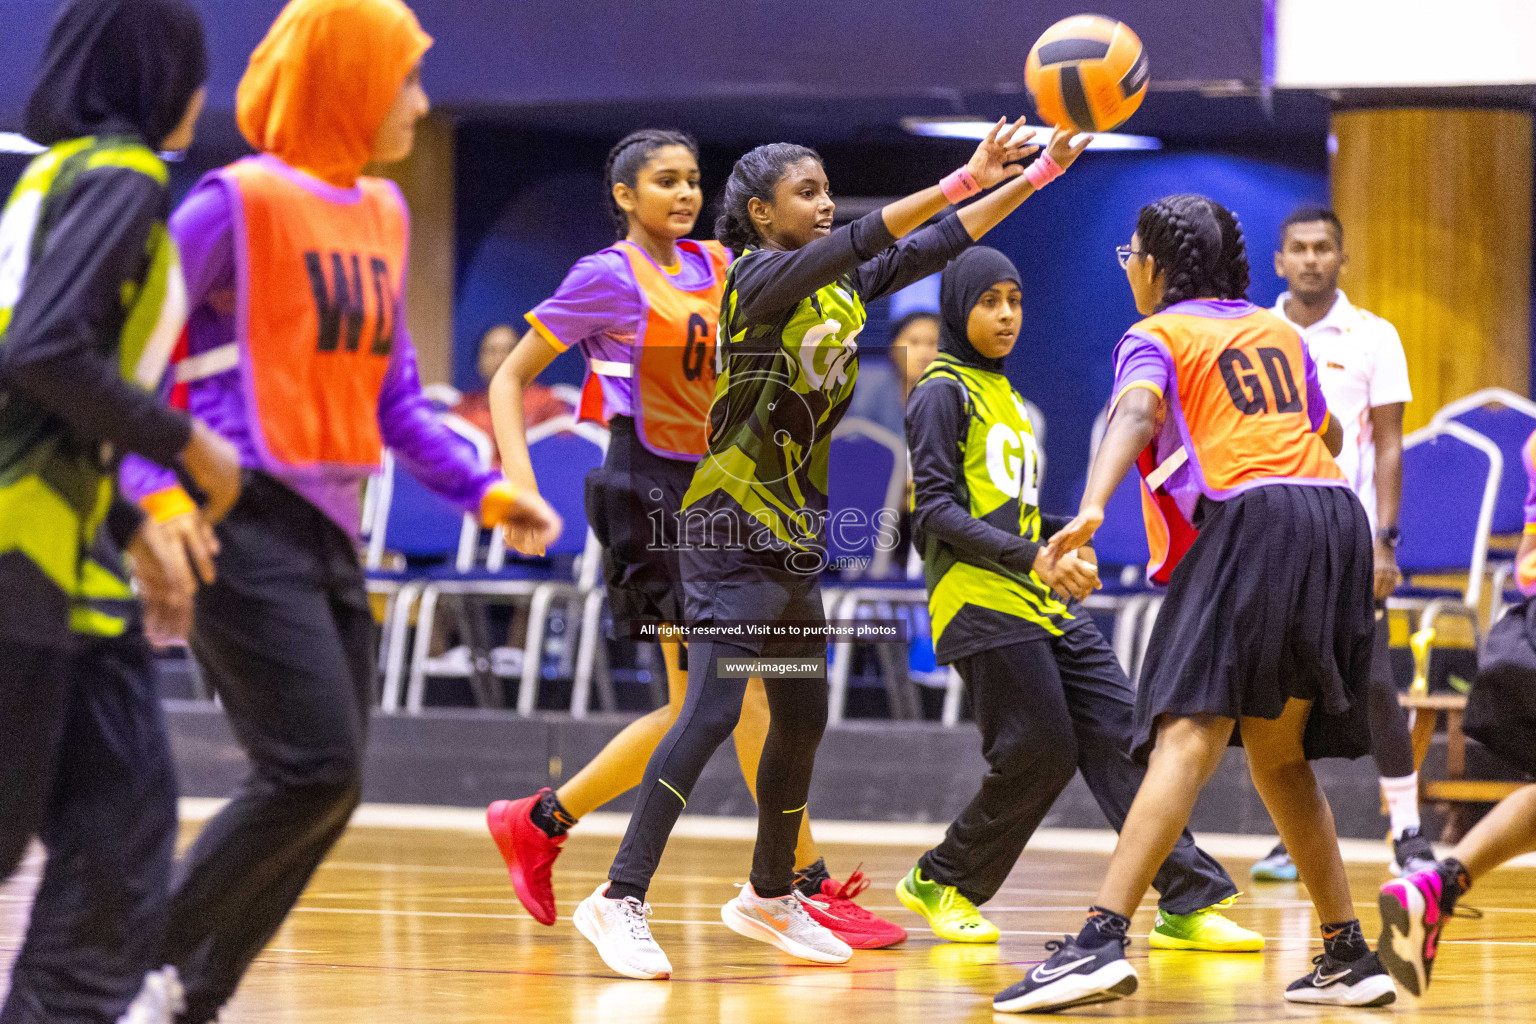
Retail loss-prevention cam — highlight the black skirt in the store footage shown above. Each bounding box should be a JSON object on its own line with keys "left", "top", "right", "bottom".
{"left": 1132, "top": 483, "right": 1375, "bottom": 763}
{"left": 583, "top": 416, "right": 693, "bottom": 633}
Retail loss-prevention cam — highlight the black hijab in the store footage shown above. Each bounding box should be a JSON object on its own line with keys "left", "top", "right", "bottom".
{"left": 24, "top": 0, "right": 208, "bottom": 150}
{"left": 938, "top": 246, "right": 1021, "bottom": 373}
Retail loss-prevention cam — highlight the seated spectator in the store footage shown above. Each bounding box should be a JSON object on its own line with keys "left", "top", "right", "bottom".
{"left": 455, "top": 324, "right": 569, "bottom": 460}
{"left": 848, "top": 311, "right": 940, "bottom": 437}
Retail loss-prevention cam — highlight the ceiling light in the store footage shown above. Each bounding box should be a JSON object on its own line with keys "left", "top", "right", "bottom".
{"left": 901, "top": 117, "right": 1162, "bottom": 151}
{"left": 0, "top": 133, "right": 45, "bottom": 155}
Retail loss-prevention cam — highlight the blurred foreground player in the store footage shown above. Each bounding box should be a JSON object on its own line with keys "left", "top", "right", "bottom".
{"left": 119, "top": 2, "right": 559, "bottom": 1019}
{"left": 0, "top": 1, "right": 241, "bottom": 1020}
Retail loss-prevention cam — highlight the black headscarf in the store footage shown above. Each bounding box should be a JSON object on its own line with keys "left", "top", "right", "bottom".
{"left": 24, "top": 0, "right": 208, "bottom": 150}
{"left": 938, "top": 246, "right": 1021, "bottom": 373}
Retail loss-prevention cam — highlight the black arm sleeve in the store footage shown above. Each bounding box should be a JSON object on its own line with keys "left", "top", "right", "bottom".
{"left": 105, "top": 493, "right": 147, "bottom": 550}
{"left": 852, "top": 213, "right": 972, "bottom": 303}
{"left": 730, "top": 209, "right": 897, "bottom": 324}
{"left": 1039, "top": 512, "right": 1072, "bottom": 540}
{"left": 0, "top": 167, "right": 192, "bottom": 467}
{"left": 907, "top": 377, "right": 1038, "bottom": 573}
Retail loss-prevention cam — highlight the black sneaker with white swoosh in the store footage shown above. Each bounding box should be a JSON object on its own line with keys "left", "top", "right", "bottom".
{"left": 1283, "top": 950, "right": 1397, "bottom": 1006}
{"left": 992, "top": 936, "right": 1138, "bottom": 1014}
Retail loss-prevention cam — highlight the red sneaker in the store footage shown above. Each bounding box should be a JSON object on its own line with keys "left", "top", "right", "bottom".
{"left": 486, "top": 791, "right": 565, "bottom": 925}
{"left": 803, "top": 868, "right": 908, "bottom": 949}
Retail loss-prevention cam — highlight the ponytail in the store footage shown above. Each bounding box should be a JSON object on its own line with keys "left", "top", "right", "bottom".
{"left": 1211, "top": 202, "right": 1250, "bottom": 301}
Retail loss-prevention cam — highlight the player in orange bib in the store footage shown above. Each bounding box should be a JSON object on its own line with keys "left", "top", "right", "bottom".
{"left": 993, "top": 195, "right": 1393, "bottom": 1013}
{"left": 484, "top": 129, "right": 904, "bottom": 950}
{"left": 117, "top": 3, "right": 560, "bottom": 1019}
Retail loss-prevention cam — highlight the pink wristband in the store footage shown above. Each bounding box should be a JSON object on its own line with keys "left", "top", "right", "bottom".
{"left": 940, "top": 166, "right": 981, "bottom": 204}
{"left": 1024, "top": 151, "right": 1064, "bottom": 190}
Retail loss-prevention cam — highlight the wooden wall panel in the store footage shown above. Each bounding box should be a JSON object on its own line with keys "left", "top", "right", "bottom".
{"left": 374, "top": 112, "right": 456, "bottom": 386}
{"left": 1331, "top": 108, "right": 1532, "bottom": 430}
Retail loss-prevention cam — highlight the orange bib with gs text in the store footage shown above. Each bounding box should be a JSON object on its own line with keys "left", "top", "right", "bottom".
{"left": 223, "top": 156, "right": 407, "bottom": 472}
{"left": 593, "top": 239, "right": 727, "bottom": 460}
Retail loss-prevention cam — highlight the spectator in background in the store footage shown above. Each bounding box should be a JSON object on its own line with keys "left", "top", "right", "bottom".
{"left": 847, "top": 310, "right": 940, "bottom": 437}
{"left": 454, "top": 323, "right": 569, "bottom": 460}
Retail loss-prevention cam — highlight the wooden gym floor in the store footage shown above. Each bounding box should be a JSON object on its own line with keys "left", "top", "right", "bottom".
{"left": 3, "top": 808, "right": 1535, "bottom": 1023}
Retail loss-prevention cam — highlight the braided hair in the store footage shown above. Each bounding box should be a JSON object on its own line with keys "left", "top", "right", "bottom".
{"left": 1135, "top": 193, "right": 1242, "bottom": 309}
{"left": 714, "top": 142, "right": 822, "bottom": 252}
{"left": 1211, "top": 202, "right": 1250, "bottom": 301}
{"left": 603, "top": 129, "right": 699, "bottom": 238}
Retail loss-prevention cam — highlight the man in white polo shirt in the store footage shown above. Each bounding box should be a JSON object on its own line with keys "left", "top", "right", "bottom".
{"left": 1250, "top": 205, "right": 1435, "bottom": 882}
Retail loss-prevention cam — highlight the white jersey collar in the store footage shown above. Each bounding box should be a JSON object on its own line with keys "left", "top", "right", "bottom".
{"left": 1273, "top": 289, "right": 1354, "bottom": 336}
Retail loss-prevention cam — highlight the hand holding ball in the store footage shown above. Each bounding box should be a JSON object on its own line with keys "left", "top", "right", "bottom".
{"left": 1025, "top": 15, "right": 1148, "bottom": 133}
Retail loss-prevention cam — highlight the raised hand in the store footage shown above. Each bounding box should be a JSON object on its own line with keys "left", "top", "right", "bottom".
{"left": 1044, "top": 124, "right": 1093, "bottom": 174}
{"left": 965, "top": 116, "right": 1040, "bottom": 190}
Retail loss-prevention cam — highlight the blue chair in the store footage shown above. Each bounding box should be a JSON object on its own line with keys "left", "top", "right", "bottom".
{"left": 404, "top": 415, "right": 608, "bottom": 716}
{"left": 1431, "top": 388, "right": 1536, "bottom": 538}
{"left": 1391, "top": 420, "right": 1501, "bottom": 647}
{"left": 824, "top": 417, "right": 931, "bottom": 722}
{"left": 369, "top": 414, "right": 489, "bottom": 710}
{"left": 826, "top": 416, "right": 906, "bottom": 580}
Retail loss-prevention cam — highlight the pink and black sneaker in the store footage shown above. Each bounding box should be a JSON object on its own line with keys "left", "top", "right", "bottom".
{"left": 1379, "top": 863, "right": 1461, "bottom": 996}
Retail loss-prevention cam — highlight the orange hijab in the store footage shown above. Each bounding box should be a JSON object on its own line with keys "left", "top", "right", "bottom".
{"left": 236, "top": 0, "right": 431, "bottom": 188}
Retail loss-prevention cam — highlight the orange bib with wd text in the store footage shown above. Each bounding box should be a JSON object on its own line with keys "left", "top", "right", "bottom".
{"left": 616, "top": 239, "right": 728, "bottom": 460}
{"left": 226, "top": 157, "right": 406, "bottom": 471}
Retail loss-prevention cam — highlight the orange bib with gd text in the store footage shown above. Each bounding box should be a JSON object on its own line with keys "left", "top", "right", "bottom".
{"left": 225, "top": 156, "right": 406, "bottom": 471}
{"left": 616, "top": 239, "right": 728, "bottom": 460}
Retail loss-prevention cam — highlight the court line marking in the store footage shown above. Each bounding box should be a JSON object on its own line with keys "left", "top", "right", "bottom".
{"left": 176, "top": 798, "right": 1536, "bottom": 868}
{"left": 281, "top": 904, "right": 1536, "bottom": 947}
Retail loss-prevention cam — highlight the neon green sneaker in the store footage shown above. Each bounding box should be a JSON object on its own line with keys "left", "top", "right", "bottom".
{"left": 1150, "top": 895, "right": 1265, "bottom": 952}
{"left": 895, "top": 866, "right": 1000, "bottom": 944}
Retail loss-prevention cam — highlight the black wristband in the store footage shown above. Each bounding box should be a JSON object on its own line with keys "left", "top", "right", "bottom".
{"left": 1376, "top": 526, "right": 1401, "bottom": 549}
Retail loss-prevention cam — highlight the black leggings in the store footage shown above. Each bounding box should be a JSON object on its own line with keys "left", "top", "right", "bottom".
{"left": 919, "top": 625, "right": 1235, "bottom": 912}
{"left": 1367, "top": 607, "right": 1415, "bottom": 779}
{"left": 608, "top": 641, "right": 828, "bottom": 899}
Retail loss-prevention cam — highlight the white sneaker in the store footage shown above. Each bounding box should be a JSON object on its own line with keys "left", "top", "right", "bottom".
{"left": 573, "top": 883, "right": 673, "bottom": 980}
{"left": 117, "top": 966, "right": 186, "bottom": 1024}
{"left": 720, "top": 884, "right": 853, "bottom": 964}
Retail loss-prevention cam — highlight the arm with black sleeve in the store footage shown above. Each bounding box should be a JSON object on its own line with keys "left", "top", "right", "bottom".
{"left": 906, "top": 376, "right": 1042, "bottom": 573}
{"left": 730, "top": 209, "right": 900, "bottom": 325}
{"left": 0, "top": 167, "right": 192, "bottom": 465}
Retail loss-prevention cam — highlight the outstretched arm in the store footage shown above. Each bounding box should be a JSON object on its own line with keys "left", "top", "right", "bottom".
{"left": 956, "top": 125, "right": 1090, "bottom": 241}
{"left": 908, "top": 379, "right": 1099, "bottom": 598}
{"left": 855, "top": 125, "right": 1092, "bottom": 302}
{"left": 1048, "top": 387, "right": 1159, "bottom": 559}
{"left": 380, "top": 327, "right": 561, "bottom": 548}
{"left": 738, "top": 118, "right": 1053, "bottom": 322}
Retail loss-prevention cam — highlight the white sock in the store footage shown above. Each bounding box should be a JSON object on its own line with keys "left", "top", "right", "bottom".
{"left": 1381, "top": 773, "right": 1421, "bottom": 838}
